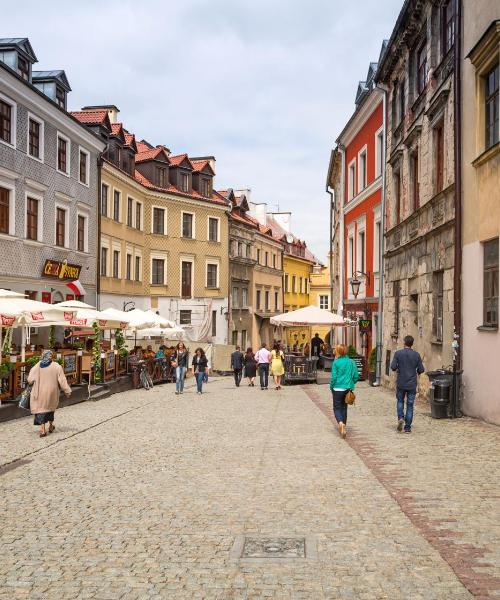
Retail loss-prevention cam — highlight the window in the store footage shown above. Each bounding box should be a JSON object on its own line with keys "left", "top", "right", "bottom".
{"left": 443, "top": 0, "right": 455, "bottom": 56}
{"left": 417, "top": 42, "right": 428, "bottom": 95}
{"left": 242, "top": 288, "right": 248, "bottom": 307}
{"left": 241, "top": 330, "right": 247, "bottom": 349}
{"left": 25, "top": 290, "right": 37, "bottom": 301}
{"left": 79, "top": 149, "right": 88, "bottom": 184}
{"left": 232, "top": 286, "right": 239, "bottom": 308}
{"left": 56, "top": 86, "right": 65, "bottom": 109}
{"left": 77, "top": 215, "right": 86, "bottom": 252}
{"left": 359, "top": 148, "right": 367, "bottom": 191}
{"left": 238, "top": 242, "right": 243, "bottom": 256}
{"left": 275, "top": 291, "right": 279, "bottom": 310}
{"left": 212, "top": 310, "right": 217, "bottom": 337}
{"left": 136, "top": 202, "right": 141, "bottom": 230}
{"left": 0, "top": 186, "right": 9, "bottom": 234}
{"left": 179, "top": 310, "right": 191, "bottom": 325}
{"left": 292, "top": 276, "right": 296, "bottom": 293}
{"left": 398, "top": 81, "right": 405, "bottom": 125}
{"left": 435, "top": 122, "right": 444, "bottom": 193}
{"left": 153, "top": 208, "right": 165, "bottom": 235}
{"left": 394, "top": 172, "right": 402, "bottom": 224}
{"left": 201, "top": 179, "right": 211, "bottom": 197}
{"left": 57, "top": 135, "right": 68, "bottom": 174}
{"left": 207, "top": 263, "right": 218, "bottom": 288}
{"left": 101, "top": 247, "right": 108, "bottom": 276}
{"left": 126, "top": 253, "right": 132, "bottom": 280}
{"left": 319, "top": 295, "right": 329, "bottom": 310}
{"left": 113, "top": 191, "right": 120, "bottom": 222}
{"left": 273, "top": 254, "right": 276, "bottom": 268}
{"left": 348, "top": 161, "right": 356, "bottom": 200}
{"left": 393, "top": 280, "right": 400, "bottom": 335}
{"left": 18, "top": 56, "right": 29, "bottom": 80}
{"left": 180, "top": 172, "right": 189, "bottom": 192}
{"left": 358, "top": 230, "right": 365, "bottom": 272}
{"left": 299, "top": 277, "right": 303, "bottom": 294}
{"left": 182, "top": 213, "right": 193, "bottom": 238}
{"left": 284, "top": 274, "right": 289, "bottom": 293}
{"left": 232, "top": 330, "right": 238, "bottom": 345}
{"left": 113, "top": 250, "right": 120, "bottom": 279}
{"left": 265, "top": 291, "right": 270, "bottom": 310}
{"left": 26, "top": 197, "right": 38, "bottom": 241}
{"left": 28, "top": 118, "right": 41, "bottom": 159}
{"left": 208, "top": 217, "right": 219, "bottom": 242}
{"left": 181, "top": 261, "right": 192, "bottom": 297}
{"left": 156, "top": 166, "right": 167, "bottom": 187}
{"left": 0, "top": 100, "right": 12, "bottom": 144}
{"left": 374, "top": 221, "right": 381, "bottom": 273}
{"left": 101, "top": 184, "right": 108, "bottom": 216}
{"left": 246, "top": 244, "right": 251, "bottom": 258}
{"left": 411, "top": 151, "right": 419, "bottom": 211}
{"left": 265, "top": 252, "right": 269, "bottom": 266}
{"left": 257, "top": 249, "right": 261, "bottom": 263}
{"left": 256, "top": 290, "right": 261, "bottom": 309}
{"left": 375, "top": 129, "right": 384, "bottom": 177}
{"left": 485, "top": 64, "right": 499, "bottom": 150}
{"left": 432, "top": 271, "right": 444, "bottom": 342}
{"left": 152, "top": 258, "right": 164, "bottom": 285}
{"left": 483, "top": 238, "right": 499, "bottom": 327}
{"left": 127, "top": 198, "right": 133, "bottom": 227}
{"left": 348, "top": 236, "right": 354, "bottom": 277}
{"left": 135, "top": 256, "right": 141, "bottom": 281}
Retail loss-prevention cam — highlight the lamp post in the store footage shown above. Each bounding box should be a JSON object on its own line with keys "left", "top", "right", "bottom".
{"left": 350, "top": 271, "right": 370, "bottom": 299}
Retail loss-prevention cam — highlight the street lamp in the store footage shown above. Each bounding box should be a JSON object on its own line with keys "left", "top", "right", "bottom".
{"left": 350, "top": 271, "right": 371, "bottom": 299}
{"left": 123, "top": 301, "right": 135, "bottom": 312}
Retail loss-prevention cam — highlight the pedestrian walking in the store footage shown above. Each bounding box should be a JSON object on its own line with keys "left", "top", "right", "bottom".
{"left": 243, "top": 347, "right": 257, "bottom": 386}
{"left": 391, "top": 335, "right": 425, "bottom": 433}
{"left": 330, "top": 344, "right": 359, "bottom": 439}
{"left": 311, "top": 333, "right": 323, "bottom": 357}
{"left": 192, "top": 347, "right": 208, "bottom": 395}
{"left": 172, "top": 342, "right": 189, "bottom": 395}
{"left": 270, "top": 342, "right": 285, "bottom": 390}
{"left": 27, "top": 350, "right": 71, "bottom": 438}
{"left": 255, "top": 343, "right": 271, "bottom": 390}
{"left": 230, "top": 345, "right": 244, "bottom": 387}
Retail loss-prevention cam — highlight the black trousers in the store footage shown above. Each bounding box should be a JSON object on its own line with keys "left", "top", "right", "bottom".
{"left": 233, "top": 369, "right": 242, "bottom": 386}
{"left": 259, "top": 364, "right": 269, "bottom": 388}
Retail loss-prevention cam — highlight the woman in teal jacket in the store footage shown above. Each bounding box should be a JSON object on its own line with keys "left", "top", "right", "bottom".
{"left": 330, "top": 344, "right": 359, "bottom": 439}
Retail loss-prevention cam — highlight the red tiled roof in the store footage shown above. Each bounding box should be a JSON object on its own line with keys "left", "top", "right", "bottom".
{"left": 110, "top": 123, "right": 122, "bottom": 136}
{"left": 169, "top": 153, "right": 193, "bottom": 169}
{"left": 135, "top": 146, "right": 169, "bottom": 163}
{"left": 70, "top": 110, "right": 108, "bottom": 125}
{"left": 124, "top": 132, "right": 135, "bottom": 146}
{"left": 192, "top": 159, "right": 214, "bottom": 175}
{"left": 136, "top": 140, "right": 152, "bottom": 153}
{"left": 266, "top": 216, "right": 315, "bottom": 262}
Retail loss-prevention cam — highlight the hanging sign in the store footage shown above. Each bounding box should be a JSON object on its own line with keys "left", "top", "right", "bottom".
{"left": 42, "top": 259, "right": 82, "bottom": 281}
{"left": 0, "top": 315, "right": 16, "bottom": 326}
{"left": 358, "top": 319, "right": 372, "bottom": 333}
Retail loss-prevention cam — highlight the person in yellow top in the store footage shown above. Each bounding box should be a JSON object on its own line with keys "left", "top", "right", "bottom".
{"left": 270, "top": 342, "right": 285, "bottom": 390}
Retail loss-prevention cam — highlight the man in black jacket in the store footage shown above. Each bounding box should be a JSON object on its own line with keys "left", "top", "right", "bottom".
{"left": 231, "top": 346, "right": 244, "bottom": 387}
{"left": 391, "top": 335, "right": 425, "bottom": 433}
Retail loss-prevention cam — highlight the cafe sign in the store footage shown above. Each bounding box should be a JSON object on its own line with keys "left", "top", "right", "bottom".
{"left": 42, "top": 259, "right": 81, "bottom": 281}
{"left": 358, "top": 319, "right": 372, "bottom": 333}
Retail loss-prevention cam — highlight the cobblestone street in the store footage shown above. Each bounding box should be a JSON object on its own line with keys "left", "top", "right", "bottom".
{"left": 0, "top": 377, "right": 499, "bottom": 599}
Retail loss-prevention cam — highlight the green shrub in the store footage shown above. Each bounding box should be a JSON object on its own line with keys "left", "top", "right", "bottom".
{"left": 368, "top": 347, "right": 377, "bottom": 372}
{"left": 347, "top": 345, "right": 358, "bottom": 358}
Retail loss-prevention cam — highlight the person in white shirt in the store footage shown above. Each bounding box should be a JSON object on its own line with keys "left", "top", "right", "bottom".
{"left": 255, "top": 343, "right": 271, "bottom": 390}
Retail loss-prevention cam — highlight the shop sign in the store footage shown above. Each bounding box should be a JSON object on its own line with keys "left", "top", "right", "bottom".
{"left": 70, "top": 319, "right": 87, "bottom": 326}
{"left": 42, "top": 259, "right": 81, "bottom": 281}
{"left": 0, "top": 315, "right": 16, "bottom": 326}
{"left": 30, "top": 312, "right": 45, "bottom": 321}
{"left": 358, "top": 319, "right": 372, "bottom": 333}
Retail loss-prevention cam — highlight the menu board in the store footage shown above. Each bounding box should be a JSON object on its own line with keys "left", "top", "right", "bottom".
{"left": 106, "top": 352, "right": 115, "bottom": 372}
{"left": 63, "top": 353, "right": 77, "bottom": 375}
{"left": 354, "top": 356, "right": 365, "bottom": 381}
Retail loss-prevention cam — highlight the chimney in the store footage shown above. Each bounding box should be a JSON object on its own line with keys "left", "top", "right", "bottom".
{"left": 81, "top": 104, "right": 120, "bottom": 123}
{"left": 247, "top": 201, "right": 267, "bottom": 226}
{"left": 269, "top": 212, "right": 292, "bottom": 233}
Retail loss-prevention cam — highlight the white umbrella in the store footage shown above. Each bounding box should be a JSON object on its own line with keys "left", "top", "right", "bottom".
{"left": 270, "top": 305, "right": 346, "bottom": 327}
{"left": 122, "top": 309, "right": 158, "bottom": 331}
{"left": 143, "top": 310, "right": 176, "bottom": 329}
{"left": 0, "top": 289, "right": 26, "bottom": 298}
{"left": 136, "top": 326, "right": 185, "bottom": 340}
{"left": 57, "top": 299, "right": 96, "bottom": 310}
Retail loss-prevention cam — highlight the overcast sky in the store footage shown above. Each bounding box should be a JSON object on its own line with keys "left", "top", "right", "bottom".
{"left": 5, "top": 0, "right": 402, "bottom": 259}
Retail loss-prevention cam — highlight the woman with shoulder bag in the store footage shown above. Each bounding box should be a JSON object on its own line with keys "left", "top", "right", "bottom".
{"left": 172, "top": 342, "right": 188, "bottom": 395}
{"left": 329, "top": 344, "right": 359, "bottom": 439}
{"left": 270, "top": 342, "right": 285, "bottom": 390}
{"left": 192, "top": 347, "right": 208, "bottom": 395}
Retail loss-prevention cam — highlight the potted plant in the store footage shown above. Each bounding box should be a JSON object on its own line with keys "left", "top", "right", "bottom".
{"left": 368, "top": 347, "right": 377, "bottom": 386}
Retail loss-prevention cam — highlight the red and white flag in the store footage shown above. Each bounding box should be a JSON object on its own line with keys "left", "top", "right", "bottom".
{"left": 66, "top": 280, "right": 86, "bottom": 296}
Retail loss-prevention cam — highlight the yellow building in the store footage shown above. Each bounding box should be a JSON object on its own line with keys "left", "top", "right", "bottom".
{"left": 309, "top": 261, "right": 332, "bottom": 345}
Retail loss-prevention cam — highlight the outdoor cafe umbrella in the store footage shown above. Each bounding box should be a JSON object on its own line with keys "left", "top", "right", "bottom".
{"left": 270, "top": 305, "right": 346, "bottom": 357}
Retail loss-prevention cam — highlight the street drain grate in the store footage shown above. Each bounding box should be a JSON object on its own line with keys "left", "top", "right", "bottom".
{"left": 230, "top": 536, "right": 317, "bottom": 562}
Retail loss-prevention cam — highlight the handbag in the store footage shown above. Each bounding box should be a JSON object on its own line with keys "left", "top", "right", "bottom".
{"left": 345, "top": 389, "right": 356, "bottom": 405}
{"left": 18, "top": 383, "right": 32, "bottom": 411}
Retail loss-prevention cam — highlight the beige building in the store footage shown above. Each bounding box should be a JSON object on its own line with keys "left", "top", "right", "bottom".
{"left": 462, "top": 6, "right": 500, "bottom": 424}
{"left": 73, "top": 106, "right": 230, "bottom": 343}
{"left": 226, "top": 190, "right": 284, "bottom": 350}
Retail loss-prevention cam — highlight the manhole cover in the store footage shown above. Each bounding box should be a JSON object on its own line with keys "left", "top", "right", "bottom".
{"left": 230, "top": 535, "right": 317, "bottom": 561}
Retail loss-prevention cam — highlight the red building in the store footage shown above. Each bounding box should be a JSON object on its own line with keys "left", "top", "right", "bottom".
{"left": 336, "top": 59, "right": 385, "bottom": 371}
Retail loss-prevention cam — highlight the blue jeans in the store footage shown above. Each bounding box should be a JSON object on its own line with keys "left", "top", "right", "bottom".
{"left": 396, "top": 388, "right": 416, "bottom": 431}
{"left": 175, "top": 366, "right": 186, "bottom": 392}
{"left": 259, "top": 364, "right": 269, "bottom": 388}
{"left": 195, "top": 372, "right": 204, "bottom": 393}
{"left": 332, "top": 389, "right": 348, "bottom": 425}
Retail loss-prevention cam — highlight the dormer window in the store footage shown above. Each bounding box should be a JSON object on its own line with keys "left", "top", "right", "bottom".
{"left": 18, "top": 56, "right": 29, "bottom": 81}
{"left": 201, "top": 178, "right": 211, "bottom": 197}
{"left": 180, "top": 172, "right": 189, "bottom": 192}
{"left": 156, "top": 166, "right": 167, "bottom": 187}
{"left": 56, "top": 85, "right": 65, "bottom": 109}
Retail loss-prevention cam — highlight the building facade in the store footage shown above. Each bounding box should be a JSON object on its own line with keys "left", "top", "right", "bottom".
{"left": 336, "top": 61, "right": 384, "bottom": 367}
{"left": 0, "top": 39, "right": 104, "bottom": 320}
{"left": 376, "top": 0, "right": 457, "bottom": 396}
{"left": 227, "top": 191, "right": 284, "bottom": 350}
{"left": 461, "top": 7, "right": 500, "bottom": 424}
{"left": 73, "top": 106, "right": 230, "bottom": 344}
{"left": 309, "top": 261, "right": 332, "bottom": 344}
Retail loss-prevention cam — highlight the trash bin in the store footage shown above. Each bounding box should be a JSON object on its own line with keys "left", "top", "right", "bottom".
{"left": 430, "top": 379, "right": 451, "bottom": 419}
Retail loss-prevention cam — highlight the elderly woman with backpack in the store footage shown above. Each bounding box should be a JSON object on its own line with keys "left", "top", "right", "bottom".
{"left": 330, "top": 344, "right": 359, "bottom": 439}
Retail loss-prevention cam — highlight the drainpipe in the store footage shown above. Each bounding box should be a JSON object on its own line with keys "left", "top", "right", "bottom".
{"left": 452, "top": 0, "right": 462, "bottom": 417}
{"left": 374, "top": 84, "right": 388, "bottom": 386}
{"left": 96, "top": 154, "right": 103, "bottom": 310}
{"left": 326, "top": 182, "right": 335, "bottom": 344}
{"left": 338, "top": 144, "right": 346, "bottom": 344}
